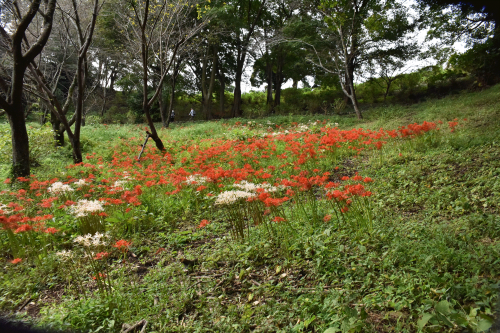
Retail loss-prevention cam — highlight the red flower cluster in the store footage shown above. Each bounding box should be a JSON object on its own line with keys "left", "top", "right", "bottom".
{"left": 94, "top": 252, "right": 110, "bottom": 260}
{"left": 113, "top": 240, "right": 131, "bottom": 252}
{"left": 198, "top": 219, "right": 211, "bottom": 228}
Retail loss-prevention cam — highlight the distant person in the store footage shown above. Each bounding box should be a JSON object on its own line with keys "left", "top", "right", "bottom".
{"left": 189, "top": 108, "right": 195, "bottom": 121}
{"left": 170, "top": 110, "right": 175, "bottom": 122}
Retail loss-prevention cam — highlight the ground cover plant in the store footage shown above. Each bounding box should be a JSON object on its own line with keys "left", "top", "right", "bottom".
{"left": 0, "top": 85, "right": 500, "bottom": 332}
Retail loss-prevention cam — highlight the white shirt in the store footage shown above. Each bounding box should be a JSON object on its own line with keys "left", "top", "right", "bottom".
{"left": 189, "top": 109, "right": 195, "bottom": 116}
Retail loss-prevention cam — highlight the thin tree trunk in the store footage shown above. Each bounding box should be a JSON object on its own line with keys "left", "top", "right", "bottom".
{"left": 140, "top": 0, "right": 164, "bottom": 151}
{"left": 217, "top": 63, "right": 225, "bottom": 116}
{"left": 51, "top": 110, "right": 64, "bottom": 146}
{"left": 159, "top": 82, "right": 167, "bottom": 128}
{"left": 231, "top": 0, "right": 267, "bottom": 117}
{"left": 274, "top": 51, "right": 284, "bottom": 107}
{"left": 232, "top": 46, "right": 244, "bottom": 117}
{"left": 232, "top": 75, "right": 242, "bottom": 117}
{"left": 41, "top": 105, "right": 49, "bottom": 124}
{"left": 166, "top": 78, "right": 175, "bottom": 127}
{"left": 201, "top": 45, "right": 208, "bottom": 119}
{"left": 202, "top": 45, "right": 217, "bottom": 120}
{"left": 384, "top": 80, "right": 391, "bottom": 103}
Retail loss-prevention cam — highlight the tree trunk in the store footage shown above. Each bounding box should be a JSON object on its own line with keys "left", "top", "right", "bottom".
{"left": 7, "top": 106, "right": 30, "bottom": 177}
{"left": 232, "top": 42, "right": 245, "bottom": 117}
{"left": 51, "top": 110, "right": 64, "bottom": 146}
{"left": 347, "top": 78, "right": 362, "bottom": 119}
{"left": 140, "top": 6, "right": 164, "bottom": 152}
{"left": 343, "top": 72, "right": 351, "bottom": 105}
{"left": 274, "top": 51, "right": 284, "bottom": 107}
{"left": 266, "top": 58, "right": 273, "bottom": 107}
{"left": 72, "top": 55, "right": 84, "bottom": 163}
{"left": 217, "top": 60, "right": 225, "bottom": 117}
{"left": 41, "top": 105, "right": 49, "bottom": 125}
{"left": 109, "top": 70, "right": 116, "bottom": 92}
{"left": 202, "top": 45, "right": 217, "bottom": 120}
{"left": 201, "top": 46, "right": 208, "bottom": 119}
{"left": 69, "top": 135, "right": 82, "bottom": 164}
{"left": 166, "top": 78, "right": 175, "bottom": 128}
{"left": 383, "top": 80, "right": 392, "bottom": 103}
{"left": 232, "top": 79, "right": 242, "bottom": 118}
{"left": 344, "top": 58, "right": 362, "bottom": 119}
{"left": 232, "top": 49, "right": 244, "bottom": 117}
{"left": 159, "top": 82, "right": 167, "bottom": 128}
{"left": 100, "top": 86, "right": 107, "bottom": 116}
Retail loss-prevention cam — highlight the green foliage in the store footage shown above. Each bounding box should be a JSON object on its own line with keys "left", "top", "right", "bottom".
{"left": 0, "top": 123, "right": 56, "bottom": 169}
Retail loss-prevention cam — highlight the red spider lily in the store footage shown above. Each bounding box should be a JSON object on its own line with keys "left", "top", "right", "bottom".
{"left": 94, "top": 252, "right": 110, "bottom": 260}
{"left": 196, "top": 185, "right": 207, "bottom": 192}
{"left": 113, "top": 240, "right": 131, "bottom": 252}
{"left": 14, "top": 224, "right": 33, "bottom": 233}
{"left": 262, "top": 196, "right": 289, "bottom": 207}
{"left": 323, "top": 215, "right": 332, "bottom": 222}
{"left": 10, "top": 258, "right": 22, "bottom": 264}
{"left": 31, "top": 215, "right": 53, "bottom": 222}
{"left": 325, "top": 182, "right": 340, "bottom": 189}
{"left": 341, "top": 206, "right": 349, "bottom": 213}
{"left": 39, "top": 197, "right": 58, "bottom": 208}
{"left": 363, "top": 177, "right": 373, "bottom": 183}
{"left": 155, "top": 248, "right": 166, "bottom": 255}
{"left": 344, "top": 184, "right": 367, "bottom": 196}
{"left": 92, "top": 273, "right": 107, "bottom": 280}
{"left": 44, "top": 227, "right": 59, "bottom": 234}
{"left": 16, "top": 177, "right": 30, "bottom": 182}
{"left": 198, "top": 219, "right": 211, "bottom": 228}
{"left": 326, "top": 190, "right": 347, "bottom": 201}
{"left": 448, "top": 121, "right": 459, "bottom": 132}
{"left": 273, "top": 216, "right": 286, "bottom": 223}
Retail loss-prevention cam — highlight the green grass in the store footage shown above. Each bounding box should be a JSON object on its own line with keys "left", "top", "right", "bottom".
{"left": 0, "top": 85, "right": 499, "bottom": 332}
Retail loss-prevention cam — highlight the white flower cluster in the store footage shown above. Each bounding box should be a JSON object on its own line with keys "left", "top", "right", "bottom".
{"left": 73, "top": 232, "right": 108, "bottom": 247}
{"left": 298, "top": 124, "right": 310, "bottom": 132}
{"left": 233, "top": 180, "right": 280, "bottom": 193}
{"left": 112, "top": 180, "right": 128, "bottom": 189}
{"left": 55, "top": 250, "right": 74, "bottom": 260}
{"left": 73, "top": 179, "right": 87, "bottom": 187}
{"left": 185, "top": 175, "right": 208, "bottom": 185}
{"left": 71, "top": 199, "right": 104, "bottom": 217}
{"left": 0, "top": 203, "right": 11, "bottom": 214}
{"left": 214, "top": 190, "right": 255, "bottom": 205}
{"left": 48, "top": 182, "right": 74, "bottom": 194}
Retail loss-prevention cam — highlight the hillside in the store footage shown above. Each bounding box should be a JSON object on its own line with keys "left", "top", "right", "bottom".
{"left": 0, "top": 85, "right": 499, "bottom": 332}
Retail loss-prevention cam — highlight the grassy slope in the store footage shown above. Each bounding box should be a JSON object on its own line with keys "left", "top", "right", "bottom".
{"left": 0, "top": 85, "right": 499, "bottom": 332}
